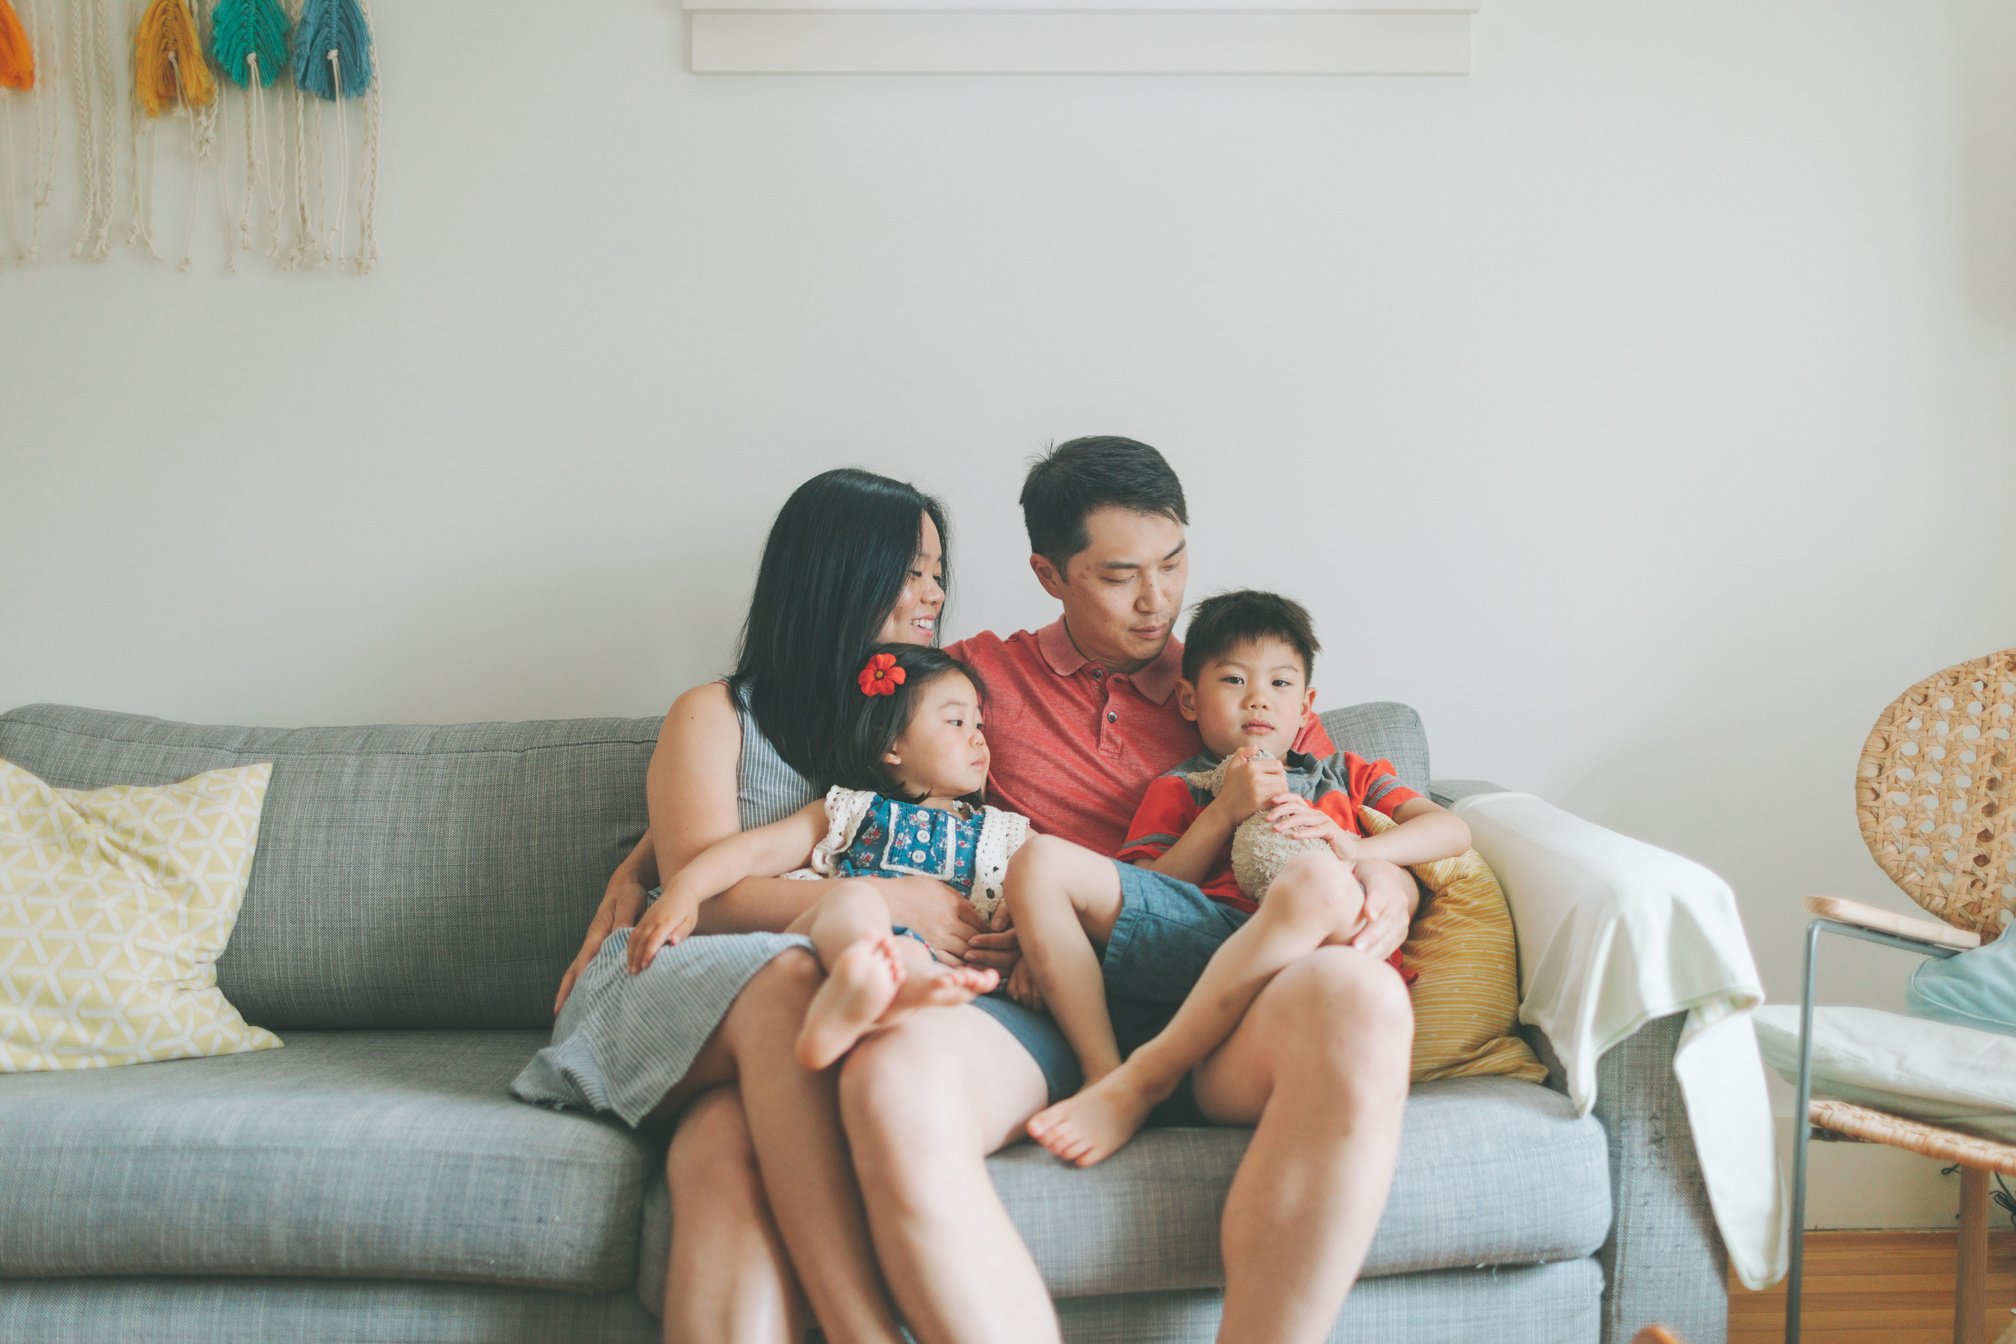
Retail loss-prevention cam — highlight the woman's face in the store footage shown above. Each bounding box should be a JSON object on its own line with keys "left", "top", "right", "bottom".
{"left": 877, "top": 513, "right": 945, "bottom": 646}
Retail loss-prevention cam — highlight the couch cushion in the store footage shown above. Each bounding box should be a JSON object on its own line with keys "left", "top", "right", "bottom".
{"left": 1320, "top": 703, "right": 1430, "bottom": 799}
{"left": 0, "top": 705, "right": 656, "bottom": 1030}
{"left": 0, "top": 1030, "right": 652, "bottom": 1292}
{"left": 637, "top": 1075, "right": 1606, "bottom": 1312}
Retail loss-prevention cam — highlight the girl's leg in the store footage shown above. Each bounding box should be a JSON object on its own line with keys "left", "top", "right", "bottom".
{"left": 662, "top": 1086, "right": 810, "bottom": 1344}
{"left": 711, "top": 949, "right": 909, "bottom": 1344}
{"left": 838, "top": 1005, "right": 1063, "bottom": 1344}
{"left": 797, "top": 881, "right": 996, "bottom": 1069}
{"left": 1028, "top": 852, "right": 1365, "bottom": 1167}
{"left": 1003, "top": 835, "right": 1128, "bottom": 1079}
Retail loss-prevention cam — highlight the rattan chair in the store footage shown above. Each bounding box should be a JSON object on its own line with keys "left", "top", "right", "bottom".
{"left": 1785, "top": 648, "right": 2016, "bottom": 1344}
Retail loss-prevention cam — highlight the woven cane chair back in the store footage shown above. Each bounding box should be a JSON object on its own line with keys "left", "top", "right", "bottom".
{"left": 1855, "top": 649, "right": 2016, "bottom": 938}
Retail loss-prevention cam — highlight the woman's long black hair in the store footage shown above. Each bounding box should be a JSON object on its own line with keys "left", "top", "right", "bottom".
{"left": 728, "top": 469, "right": 950, "bottom": 785}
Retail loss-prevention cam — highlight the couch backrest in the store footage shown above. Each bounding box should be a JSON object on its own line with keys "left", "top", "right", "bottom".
{"left": 0, "top": 699, "right": 1431, "bottom": 1032}
{"left": 0, "top": 704, "right": 656, "bottom": 1031}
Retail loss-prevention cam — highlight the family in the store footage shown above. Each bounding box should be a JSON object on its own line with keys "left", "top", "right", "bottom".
{"left": 512, "top": 437, "right": 1466, "bottom": 1344}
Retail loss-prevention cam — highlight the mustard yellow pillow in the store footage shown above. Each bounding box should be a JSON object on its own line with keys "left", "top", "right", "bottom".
{"left": 1361, "top": 807, "right": 1547, "bottom": 1085}
{"left": 0, "top": 758, "right": 281, "bottom": 1072}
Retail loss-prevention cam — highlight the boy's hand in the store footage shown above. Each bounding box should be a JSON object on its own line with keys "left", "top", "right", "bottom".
{"left": 1005, "top": 958, "right": 1044, "bottom": 1011}
{"left": 1264, "top": 796, "right": 1360, "bottom": 863}
{"left": 628, "top": 889, "right": 701, "bottom": 974}
{"left": 1215, "top": 749, "right": 1289, "bottom": 822}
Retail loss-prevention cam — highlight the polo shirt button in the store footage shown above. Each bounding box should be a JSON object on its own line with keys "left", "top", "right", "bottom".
{"left": 1091, "top": 669, "right": 1104, "bottom": 680}
{"left": 1107, "top": 711, "right": 1118, "bottom": 723}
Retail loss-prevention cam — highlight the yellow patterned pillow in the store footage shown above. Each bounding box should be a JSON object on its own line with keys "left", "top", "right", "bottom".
{"left": 1362, "top": 808, "right": 1548, "bottom": 1085}
{"left": 0, "top": 759, "right": 281, "bottom": 1072}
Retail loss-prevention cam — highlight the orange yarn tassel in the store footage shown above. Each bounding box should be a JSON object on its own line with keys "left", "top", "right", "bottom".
{"left": 134, "top": 0, "right": 216, "bottom": 117}
{"left": 0, "top": 0, "right": 34, "bottom": 92}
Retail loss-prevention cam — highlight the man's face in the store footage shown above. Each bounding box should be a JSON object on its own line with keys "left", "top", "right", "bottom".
{"left": 1031, "top": 507, "right": 1188, "bottom": 672}
{"left": 1177, "top": 636, "right": 1317, "bottom": 761}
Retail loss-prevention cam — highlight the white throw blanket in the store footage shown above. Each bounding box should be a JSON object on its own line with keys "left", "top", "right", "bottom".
{"left": 1452, "top": 791, "right": 1788, "bottom": 1290}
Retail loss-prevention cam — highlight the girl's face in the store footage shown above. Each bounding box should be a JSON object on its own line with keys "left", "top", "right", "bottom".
{"left": 883, "top": 672, "right": 989, "bottom": 801}
{"left": 877, "top": 513, "right": 946, "bottom": 646}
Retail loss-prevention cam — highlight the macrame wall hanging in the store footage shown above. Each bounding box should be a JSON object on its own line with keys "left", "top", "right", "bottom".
{"left": 0, "top": 0, "right": 379, "bottom": 273}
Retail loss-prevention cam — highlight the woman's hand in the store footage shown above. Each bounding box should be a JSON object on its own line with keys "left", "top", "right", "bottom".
{"left": 628, "top": 889, "right": 702, "bottom": 974}
{"left": 963, "top": 900, "right": 1020, "bottom": 974}
{"left": 876, "top": 876, "right": 987, "bottom": 965}
{"left": 554, "top": 863, "right": 651, "bottom": 1013}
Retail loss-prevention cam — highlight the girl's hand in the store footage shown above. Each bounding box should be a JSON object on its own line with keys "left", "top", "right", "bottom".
{"left": 876, "top": 876, "right": 987, "bottom": 966}
{"left": 556, "top": 864, "right": 651, "bottom": 1013}
{"left": 964, "top": 900, "right": 1020, "bottom": 973}
{"left": 628, "top": 890, "right": 702, "bottom": 974}
{"left": 1005, "top": 958, "right": 1044, "bottom": 1011}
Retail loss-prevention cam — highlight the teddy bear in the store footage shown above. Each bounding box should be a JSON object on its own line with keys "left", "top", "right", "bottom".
{"left": 1184, "top": 749, "right": 1333, "bottom": 903}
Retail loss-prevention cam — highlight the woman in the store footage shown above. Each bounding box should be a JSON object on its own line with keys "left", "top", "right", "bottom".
{"left": 535, "top": 468, "right": 1067, "bottom": 1344}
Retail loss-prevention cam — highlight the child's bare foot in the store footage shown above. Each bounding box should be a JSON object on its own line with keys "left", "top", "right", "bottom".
{"left": 1026, "top": 1066, "right": 1168, "bottom": 1167}
{"left": 796, "top": 935, "right": 906, "bottom": 1069}
{"left": 881, "top": 963, "right": 998, "bottom": 1023}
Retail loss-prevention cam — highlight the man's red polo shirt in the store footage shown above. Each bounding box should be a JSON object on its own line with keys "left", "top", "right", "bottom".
{"left": 947, "top": 619, "right": 1335, "bottom": 857}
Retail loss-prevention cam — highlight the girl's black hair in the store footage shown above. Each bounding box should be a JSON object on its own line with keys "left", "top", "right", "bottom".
{"left": 827, "top": 644, "right": 988, "bottom": 804}
{"left": 728, "top": 469, "right": 951, "bottom": 784}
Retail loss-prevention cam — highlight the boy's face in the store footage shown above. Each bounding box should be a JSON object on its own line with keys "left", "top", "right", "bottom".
{"left": 1030, "top": 507, "right": 1188, "bottom": 674}
{"left": 1177, "top": 636, "right": 1317, "bottom": 761}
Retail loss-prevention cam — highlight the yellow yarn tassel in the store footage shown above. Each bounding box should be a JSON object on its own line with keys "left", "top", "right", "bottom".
{"left": 0, "top": 0, "right": 34, "bottom": 92}
{"left": 134, "top": 0, "right": 215, "bottom": 117}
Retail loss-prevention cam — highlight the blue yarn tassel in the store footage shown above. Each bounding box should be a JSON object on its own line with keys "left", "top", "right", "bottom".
{"left": 211, "top": 0, "right": 290, "bottom": 89}
{"left": 293, "top": 0, "right": 372, "bottom": 100}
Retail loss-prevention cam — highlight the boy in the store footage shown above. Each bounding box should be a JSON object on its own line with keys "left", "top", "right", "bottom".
{"left": 1001, "top": 589, "right": 1473, "bottom": 1167}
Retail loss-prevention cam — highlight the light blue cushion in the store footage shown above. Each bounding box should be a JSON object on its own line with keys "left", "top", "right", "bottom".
{"left": 0, "top": 1031, "right": 651, "bottom": 1292}
{"left": 1909, "top": 919, "right": 2016, "bottom": 1036}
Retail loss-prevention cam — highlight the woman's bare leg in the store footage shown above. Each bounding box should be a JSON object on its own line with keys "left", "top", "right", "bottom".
{"left": 839, "top": 1005, "right": 1062, "bottom": 1344}
{"left": 662, "top": 1087, "right": 810, "bottom": 1344}
{"left": 1030, "top": 852, "right": 1365, "bottom": 1167}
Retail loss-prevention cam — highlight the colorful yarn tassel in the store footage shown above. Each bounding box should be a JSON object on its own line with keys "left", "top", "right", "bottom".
{"left": 293, "top": 0, "right": 372, "bottom": 100}
{"left": 211, "top": 0, "right": 289, "bottom": 89}
{"left": 0, "top": 0, "right": 34, "bottom": 91}
{"left": 134, "top": 0, "right": 217, "bottom": 117}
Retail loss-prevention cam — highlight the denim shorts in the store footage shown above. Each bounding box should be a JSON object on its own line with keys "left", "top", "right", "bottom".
{"left": 1101, "top": 862, "right": 1256, "bottom": 1126}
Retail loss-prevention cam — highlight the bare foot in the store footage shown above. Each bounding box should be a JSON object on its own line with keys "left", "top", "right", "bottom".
{"left": 880, "top": 964, "right": 999, "bottom": 1024}
{"left": 796, "top": 935, "right": 906, "bottom": 1069}
{"left": 1026, "top": 1066, "right": 1167, "bottom": 1167}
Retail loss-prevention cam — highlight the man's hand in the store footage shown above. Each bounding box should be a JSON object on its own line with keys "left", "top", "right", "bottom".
{"left": 877, "top": 876, "right": 987, "bottom": 966}
{"left": 964, "top": 900, "right": 1021, "bottom": 974}
{"left": 1213, "top": 748, "right": 1290, "bottom": 822}
{"left": 556, "top": 864, "right": 650, "bottom": 1013}
{"left": 627, "top": 889, "right": 701, "bottom": 974}
{"left": 1347, "top": 859, "right": 1418, "bottom": 962}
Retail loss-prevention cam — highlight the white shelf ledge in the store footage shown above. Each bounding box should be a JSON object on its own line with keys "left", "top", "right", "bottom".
{"left": 684, "top": 1, "right": 1480, "bottom": 75}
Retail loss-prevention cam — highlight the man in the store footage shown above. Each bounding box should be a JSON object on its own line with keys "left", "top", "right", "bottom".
{"left": 839, "top": 436, "right": 1417, "bottom": 1344}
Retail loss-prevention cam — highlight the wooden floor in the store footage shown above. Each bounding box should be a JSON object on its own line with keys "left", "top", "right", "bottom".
{"left": 1728, "top": 1230, "right": 2016, "bottom": 1344}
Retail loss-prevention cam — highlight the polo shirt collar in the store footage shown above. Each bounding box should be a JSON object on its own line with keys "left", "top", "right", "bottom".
{"left": 1036, "top": 617, "right": 1185, "bottom": 706}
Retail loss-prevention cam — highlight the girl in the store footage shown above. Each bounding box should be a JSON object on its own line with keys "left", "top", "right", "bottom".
{"left": 626, "top": 644, "right": 1031, "bottom": 1070}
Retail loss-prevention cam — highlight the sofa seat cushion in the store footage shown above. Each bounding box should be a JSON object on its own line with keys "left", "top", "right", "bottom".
{"left": 0, "top": 1031, "right": 652, "bottom": 1293}
{"left": 637, "top": 1075, "right": 1607, "bottom": 1313}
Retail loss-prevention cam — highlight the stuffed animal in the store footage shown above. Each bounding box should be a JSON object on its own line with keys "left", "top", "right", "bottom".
{"left": 1185, "top": 749, "right": 1332, "bottom": 903}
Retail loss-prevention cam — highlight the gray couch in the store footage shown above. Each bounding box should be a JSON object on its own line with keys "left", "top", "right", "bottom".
{"left": 0, "top": 701, "right": 1729, "bottom": 1343}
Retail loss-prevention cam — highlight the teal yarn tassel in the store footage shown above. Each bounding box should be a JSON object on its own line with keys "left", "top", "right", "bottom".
{"left": 211, "top": 0, "right": 290, "bottom": 89}
{"left": 293, "top": 0, "right": 372, "bottom": 100}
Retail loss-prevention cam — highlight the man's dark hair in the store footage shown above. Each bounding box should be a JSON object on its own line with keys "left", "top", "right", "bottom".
{"left": 1181, "top": 590, "right": 1322, "bottom": 685}
{"left": 1019, "top": 436, "right": 1188, "bottom": 569}
{"left": 825, "top": 643, "right": 989, "bottom": 804}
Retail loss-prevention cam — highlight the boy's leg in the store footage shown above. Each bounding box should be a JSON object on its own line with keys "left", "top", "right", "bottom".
{"left": 1002, "top": 835, "right": 1127, "bottom": 1079}
{"left": 1029, "top": 852, "right": 1365, "bottom": 1166}
{"left": 798, "top": 881, "right": 998, "bottom": 1069}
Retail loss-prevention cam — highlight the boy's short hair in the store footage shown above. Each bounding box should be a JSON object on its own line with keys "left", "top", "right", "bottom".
{"left": 1019, "top": 436, "right": 1188, "bottom": 569}
{"left": 1181, "top": 590, "right": 1321, "bottom": 684}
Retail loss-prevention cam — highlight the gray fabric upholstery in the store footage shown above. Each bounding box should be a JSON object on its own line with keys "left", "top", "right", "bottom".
{"left": 637, "top": 1076, "right": 1609, "bottom": 1314}
{"left": 0, "top": 1279, "right": 660, "bottom": 1344}
{"left": 0, "top": 1031, "right": 650, "bottom": 1292}
{"left": 1319, "top": 702, "right": 1430, "bottom": 797}
{"left": 0, "top": 704, "right": 657, "bottom": 1030}
{"left": 1053, "top": 1260, "right": 1604, "bottom": 1344}
{"left": 1591, "top": 1014, "right": 1730, "bottom": 1344}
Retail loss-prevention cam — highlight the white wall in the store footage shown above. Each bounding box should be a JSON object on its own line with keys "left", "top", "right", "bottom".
{"left": 5, "top": 0, "right": 2015, "bottom": 1227}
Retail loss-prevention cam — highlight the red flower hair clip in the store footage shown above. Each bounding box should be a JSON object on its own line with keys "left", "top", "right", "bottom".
{"left": 858, "top": 652, "right": 906, "bottom": 697}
